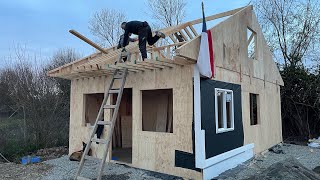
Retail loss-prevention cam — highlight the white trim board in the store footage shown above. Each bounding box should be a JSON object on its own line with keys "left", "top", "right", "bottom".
{"left": 193, "top": 65, "right": 206, "bottom": 168}
{"left": 203, "top": 144, "right": 254, "bottom": 179}
{"left": 204, "top": 143, "right": 254, "bottom": 168}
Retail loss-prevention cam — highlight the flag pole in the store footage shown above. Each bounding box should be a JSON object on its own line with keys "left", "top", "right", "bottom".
{"left": 201, "top": 1, "right": 205, "bottom": 21}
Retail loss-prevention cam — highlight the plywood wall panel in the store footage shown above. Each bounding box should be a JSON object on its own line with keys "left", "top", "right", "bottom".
{"left": 69, "top": 65, "right": 200, "bottom": 179}
{"left": 121, "top": 116, "right": 132, "bottom": 148}
{"left": 241, "top": 76, "right": 282, "bottom": 153}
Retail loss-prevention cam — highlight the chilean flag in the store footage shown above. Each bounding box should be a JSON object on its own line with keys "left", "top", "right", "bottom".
{"left": 197, "top": 2, "right": 214, "bottom": 78}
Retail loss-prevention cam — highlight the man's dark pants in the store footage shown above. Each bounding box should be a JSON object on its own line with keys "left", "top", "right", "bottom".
{"left": 138, "top": 26, "right": 160, "bottom": 60}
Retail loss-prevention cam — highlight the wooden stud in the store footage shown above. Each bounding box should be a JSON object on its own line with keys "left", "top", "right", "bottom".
{"left": 189, "top": 25, "right": 199, "bottom": 37}
{"left": 169, "top": 34, "right": 178, "bottom": 43}
{"left": 124, "top": 63, "right": 156, "bottom": 70}
{"left": 184, "top": 27, "right": 194, "bottom": 39}
{"left": 166, "top": 47, "right": 171, "bottom": 59}
{"left": 179, "top": 30, "right": 188, "bottom": 41}
{"left": 247, "top": 32, "right": 255, "bottom": 47}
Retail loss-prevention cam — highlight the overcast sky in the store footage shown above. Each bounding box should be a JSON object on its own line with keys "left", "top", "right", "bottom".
{"left": 0, "top": 0, "right": 251, "bottom": 66}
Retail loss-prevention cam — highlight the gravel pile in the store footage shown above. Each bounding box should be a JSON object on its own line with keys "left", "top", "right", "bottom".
{"left": 218, "top": 143, "right": 320, "bottom": 180}
{"left": 43, "top": 156, "right": 181, "bottom": 180}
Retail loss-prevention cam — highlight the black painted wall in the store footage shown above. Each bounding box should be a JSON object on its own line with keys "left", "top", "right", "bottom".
{"left": 201, "top": 79, "right": 244, "bottom": 159}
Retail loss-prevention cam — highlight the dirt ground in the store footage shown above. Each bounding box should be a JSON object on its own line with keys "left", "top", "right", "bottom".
{"left": 0, "top": 144, "right": 320, "bottom": 180}
{"left": 0, "top": 157, "right": 181, "bottom": 180}
{"left": 0, "top": 162, "right": 52, "bottom": 180}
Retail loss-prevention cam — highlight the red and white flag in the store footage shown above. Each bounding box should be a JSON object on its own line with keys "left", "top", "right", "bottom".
{"left": 197, "top": 2, "right": 214, "bottom": 78}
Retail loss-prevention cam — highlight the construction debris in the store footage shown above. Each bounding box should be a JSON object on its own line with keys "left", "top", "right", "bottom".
{"left": 308, "top": 137, "right": 320, "bottom": 148}
{"left": 69, "top": 142, "right": 92, "bottom": 162}
{"left": 0, "top": 152, "right": 10, "bottom": 163}
{"left": 268, "top": 144, "right": 285, "bottom": 154}
{"left": 21, "top": 156, "right": 41, "bottom": 165}
{"left": 32, "top": 146, "right": 68, "bottom": 161}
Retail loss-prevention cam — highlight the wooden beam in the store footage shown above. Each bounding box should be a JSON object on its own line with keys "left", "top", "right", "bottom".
{"left": 247, "top": 32, "right": 255, "bottom": 47}
{"left": 75, "top": 68, "right": 114, "bottom": 73}
{"left": 189, "top": 6, "right": 247, "bottom": 25}
{"left": 47, "top": 44, "right": 120, "bottom": 76}
{"left": 126, "top": 62, "right": 157, "bottom": 70}
{"left": 83, "top": 43, "right": 139, "bottom": 68}
{"left": 136, "top": 62, "right": 164, "bottom": 69}
{"left": 69, "top": 30, "right": 108, "bottom": 54}
{"left": 189, "top": 25, "right": 199, "bottom": 37}
{"left": 184, "top": 28, "right": 194, "bottom": 39}
{"left": 161, "top": 23, "right": 190, "bottom": 37}
{"left": 116, "top": 63, "right": 146, "bottom": 72}
{"left": 148, "top": 42, "right": 186, "bottom": 51}
{"left": 155, "top": 58, "right": 187, "bottom": 66}
{"left": 108, "top": 65, "right": 141, "bottom": 73}
{"left": 166, "top": 47, "right": 171, "bottom": 59}
{"left": 179, "top": 30, "right": 188, "bottom": 41}
{"left": 49, "top": 6, "right": 250, "bottom": 79}
{"left": 169, "top": 34, "right": 178, "bottom": 43}
{"left": 144, "top": 60, "right": 176, "bottom": 68}
{"left": 174, "top": 32, "right": 185, "bottom": 42}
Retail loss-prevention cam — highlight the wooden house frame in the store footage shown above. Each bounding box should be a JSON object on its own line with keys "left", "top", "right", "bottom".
{"left": 48, "top": 6, "right": 284, "bottom": 180}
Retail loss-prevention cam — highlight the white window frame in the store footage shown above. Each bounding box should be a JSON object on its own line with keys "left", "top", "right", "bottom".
{"left": 215, "top": 88, "right": 235, "bottom": 133}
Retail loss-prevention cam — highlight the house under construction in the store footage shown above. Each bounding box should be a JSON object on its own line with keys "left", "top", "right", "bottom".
{"left": 48, "top": 5, "right": 284, "bottom": 180}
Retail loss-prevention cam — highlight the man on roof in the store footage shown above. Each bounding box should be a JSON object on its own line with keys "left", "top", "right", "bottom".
{"left": 121, "top": 21, "right": 165, "bottom": 61}
{"left": 117, "top": 32, "right": 137, "bottom": 49}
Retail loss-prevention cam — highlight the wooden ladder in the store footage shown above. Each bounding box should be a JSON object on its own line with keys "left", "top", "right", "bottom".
{"left": 75, "top": 68, "right": 129, "bottom": 180}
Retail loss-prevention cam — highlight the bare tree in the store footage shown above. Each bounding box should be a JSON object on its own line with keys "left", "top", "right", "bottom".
{"left": 45, "top": 48, "right": 79, "bottom": 97}
{"left": 254, "top": 0, "right": 320, "bottom": 67}
{"left": 89, "top": 9, "right": 127, "bottom": 47}
{"left": 146, "top": 0, "right": 187, "bottom": 27}
{"left": 0, "top": 47, "right": 80, "bottom": 159}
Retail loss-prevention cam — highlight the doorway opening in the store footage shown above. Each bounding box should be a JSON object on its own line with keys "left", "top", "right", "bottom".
{"left": 111, "top": 88, "right": 132, "bottom": 164}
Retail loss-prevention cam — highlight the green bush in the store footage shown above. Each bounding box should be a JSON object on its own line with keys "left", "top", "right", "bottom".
{"left": 281, "top": 65, "right": 320, "bottom": 140}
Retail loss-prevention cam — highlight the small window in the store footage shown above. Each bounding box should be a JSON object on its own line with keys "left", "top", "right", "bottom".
{"left": 84, "top": 93, "right": 104, "bottom": 126}
{"left": 215, "top": 88, "right": 234, "bottom": 133}
{"left": 250, "top": 93, "right": 259, "bottom": 125}
{"left": 247, "top": 27, "right": 257, "bottom": 59}
{"left": 142, "top": 89, "right": 173, "bottom": 133}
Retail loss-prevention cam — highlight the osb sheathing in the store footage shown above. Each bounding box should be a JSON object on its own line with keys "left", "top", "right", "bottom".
{"left": 69, "top": 65, "right": 202, "bottom": 179}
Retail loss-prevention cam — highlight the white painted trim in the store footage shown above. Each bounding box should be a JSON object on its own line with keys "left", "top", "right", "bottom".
{"left": 215, "top": 88, "right": 235, "bottom": 134}
{"left": 193, "top": 65, "right": 206, "bottom": 168}
{"left": 204, "top": 143, "right": 254, "bottom": 168}
{"left": 203, "top": 144, "right": 254, "bottom": 180}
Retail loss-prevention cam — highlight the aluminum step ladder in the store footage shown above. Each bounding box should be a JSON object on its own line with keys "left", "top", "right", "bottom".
{"left": 75, "top": 68, "right": 129, "bottom": 180}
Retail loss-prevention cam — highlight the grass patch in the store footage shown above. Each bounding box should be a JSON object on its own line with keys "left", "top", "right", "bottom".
{"left": 0, "top": 116, "right": 37, "bottom": 162}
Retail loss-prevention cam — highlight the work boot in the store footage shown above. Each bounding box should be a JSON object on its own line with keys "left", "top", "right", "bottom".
{"left": 155, "top": 31, "right": 165, "bottom": 38}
